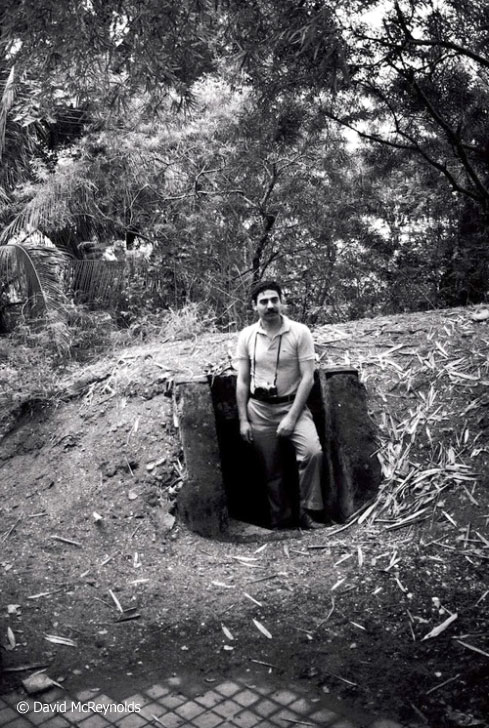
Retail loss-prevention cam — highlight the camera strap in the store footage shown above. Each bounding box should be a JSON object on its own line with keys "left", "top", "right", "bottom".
{"left": 251, "top": 331, "right": 283, "bottom": 391}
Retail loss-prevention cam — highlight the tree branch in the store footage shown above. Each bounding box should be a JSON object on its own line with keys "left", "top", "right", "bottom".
{"left": 325, "top": 106, "right": 479, "bottom": 201}
{"left": 407, "top": 74, "right": 489, "bottom": 201}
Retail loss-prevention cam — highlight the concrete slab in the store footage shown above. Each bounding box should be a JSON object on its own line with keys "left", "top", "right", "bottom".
{"left": 174, "top": 379, "right": 228, "bottom": 537}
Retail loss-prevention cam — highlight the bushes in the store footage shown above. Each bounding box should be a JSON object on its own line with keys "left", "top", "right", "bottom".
{"left": 0, "top": 307, "right": 120, "bottom": 412}
{"left": 0, "top": 301, "right": 219, "bottom": 416}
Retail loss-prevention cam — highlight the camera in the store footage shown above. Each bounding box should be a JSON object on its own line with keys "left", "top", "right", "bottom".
{"left": 254, "top": 385, "right": 278, "bottom": 398}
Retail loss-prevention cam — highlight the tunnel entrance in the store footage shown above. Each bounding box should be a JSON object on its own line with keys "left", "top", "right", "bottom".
{"left": 208, "top": 372, "right": 325, "bottom": 529}
{"left": 174, "top": 369, "right": 382, "bottom": 538}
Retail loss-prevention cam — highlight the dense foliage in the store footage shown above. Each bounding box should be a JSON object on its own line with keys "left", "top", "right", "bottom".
{"left": 1, "top": 0, "right": 488, "bottom": 334}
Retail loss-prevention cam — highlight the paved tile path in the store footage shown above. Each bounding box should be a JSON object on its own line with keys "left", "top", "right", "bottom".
{"left": 0, "top": 673, "right": 418, "bottom": 728}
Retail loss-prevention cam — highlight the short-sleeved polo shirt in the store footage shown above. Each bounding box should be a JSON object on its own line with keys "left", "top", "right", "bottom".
{"left": 235, "top": 315, "right": 315, "bottom": 397}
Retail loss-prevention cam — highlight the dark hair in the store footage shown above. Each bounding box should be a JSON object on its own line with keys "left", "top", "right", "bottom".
{"left": 251, "top": 280, "right": 282, "bottom": 303}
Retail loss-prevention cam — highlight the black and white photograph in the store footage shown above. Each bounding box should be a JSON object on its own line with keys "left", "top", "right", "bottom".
{"left": 0, "top": 2, "right": 488, "bottom": 727}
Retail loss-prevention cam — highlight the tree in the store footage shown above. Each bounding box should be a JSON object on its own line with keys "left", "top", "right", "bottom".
{"left": 4, "top": 0, "right": 489, "bottom": 326}
{"left": 0, "top": 0, "right": 218, "bottom": 111}
{"left": 331, "top": 0, "right": 489, "bottom": 302}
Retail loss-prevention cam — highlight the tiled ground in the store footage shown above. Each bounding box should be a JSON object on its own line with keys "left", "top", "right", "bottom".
{"left": 0, "top": 675, "right": 416, "bottom": 728}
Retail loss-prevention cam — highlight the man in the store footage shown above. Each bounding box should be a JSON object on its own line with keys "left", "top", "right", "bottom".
{"left": 235, "top": 280, "right": 325, "bottom": 529}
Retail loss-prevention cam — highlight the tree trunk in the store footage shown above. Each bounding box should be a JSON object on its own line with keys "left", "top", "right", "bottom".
{"left": 252, "top": 213, "right": 276, "bottom": 283}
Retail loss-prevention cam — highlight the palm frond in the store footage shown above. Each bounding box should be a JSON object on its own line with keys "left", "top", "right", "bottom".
{"left": 0, "top": 162, "right": 97, "bottom": 245}
{"left": 0, "top": 242, "right": 71, "bottom": 319}
{"left": 0, "top": 66, "right": 16, "bottom": 163}
{"left": 0, "top": 67, "right": 46, "bottom": 195}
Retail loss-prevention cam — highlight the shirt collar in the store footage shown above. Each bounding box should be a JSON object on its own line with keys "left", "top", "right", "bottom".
{"left": 255, "top": 315, "right": 291, "bottom": 336}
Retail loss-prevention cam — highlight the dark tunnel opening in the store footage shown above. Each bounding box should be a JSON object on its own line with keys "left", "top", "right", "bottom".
{"left": 207, "top": 371, "right": 328, "bottom": 529}
{"left": 175, "top": 369, "right": 381, "bottom": 538}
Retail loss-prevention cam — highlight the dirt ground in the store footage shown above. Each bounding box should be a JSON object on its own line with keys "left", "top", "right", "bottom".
{"left": 1, "top": 307, "right": 488, "bottom": 728}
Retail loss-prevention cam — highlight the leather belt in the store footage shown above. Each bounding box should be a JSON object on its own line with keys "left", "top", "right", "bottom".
{"left": 250, "top": 393, "right": 296, "bottom": 404}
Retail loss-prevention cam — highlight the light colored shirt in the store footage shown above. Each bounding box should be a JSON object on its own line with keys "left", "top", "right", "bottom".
{"left": 235, "top": 315, "right": 315, "bottom": 396}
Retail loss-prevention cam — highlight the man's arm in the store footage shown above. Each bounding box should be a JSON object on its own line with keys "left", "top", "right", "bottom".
{"left": 236, "top": 358, "right": 253, "bottom": 443}
{"left": 276, "top": 359, "right": 315, "bottom": 437}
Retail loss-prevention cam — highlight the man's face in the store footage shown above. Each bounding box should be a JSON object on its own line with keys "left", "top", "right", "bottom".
{"left": 253, "top": 289, "right": 283, "bottom": 323}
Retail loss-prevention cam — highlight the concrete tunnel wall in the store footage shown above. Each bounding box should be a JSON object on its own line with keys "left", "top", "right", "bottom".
{"left": 174, "top": 369, "right": 382, "bottom": 538}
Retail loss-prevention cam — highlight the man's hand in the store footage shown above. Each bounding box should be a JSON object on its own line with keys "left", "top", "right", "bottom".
{"left": 240, "top": 420, "right": 253, "bottom": 444}
{"left": 277, "top": 413, "right": 296, "bottom": 438}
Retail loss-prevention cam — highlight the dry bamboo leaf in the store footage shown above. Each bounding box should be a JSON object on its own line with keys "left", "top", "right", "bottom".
{"left": 475, "top": 531, "right": 489, "bottom": 548}
{"left": 425, "top": 674, "right": 460, "bottom": 695}
{"left": 243, "top": 592, "right": 262, "bottom": 607}
{"left": 357, "top": 546, "right": 363, "bottom": 568}
{"left": 250, "top": 658, "right": 275, "bottom": 668}
{"left": 7, "top": 626, "right": 15, "bottom": 649}
{"left": 108, "top": 589, "right": 123, "bottom": 612}
{"left": 98, "top": 555, "right": 113, "bottom": 567}
{"left": 448, "top": 473, "right": 477, "bottom": 482}
{"left": 335, "top": 674, "right": 358, "bottom": 686}
{"left": 331, "top": 577, "right": 346, "bottom": 591}
{"left": 248, "top": 573, "right": 284, "bottom": 584}
{"left": 455, "top": 640, "right": 489, "bottom": 659}
{"left": 442, "top": 511, "right": 457, "bottom": 527}
{"left": 384, "top": 557, "right": 400, "bottom": 572}
{"left": 320, "top": 521, "right": 354, "bottom": 537}
{"left": 252, "top": 618, "right": 272, "bottom": 639}
{"left": 436, "top": 341, "right": 449, "bottom": 357}
{"left": 115, "top": 609, "right": 141, "bottom": 623}
{"left": 394, "top": 577, "right": 407, "bottom": 593}
{"left": 350, "top": 621, "right": 366, "bottom": 631}
{"left": 50, "top": 534, "right": 82, "bottom": 547}
{"left": 449, "top": 371, "right": 480, "bottom": 381}
{"left": 1, "top": 519, "right": 21, "bottom": 543}
{"left": 381, "top": 343, "right": 407, "bottom": 356}
{"left": 334, "top": 554, "right": 351, "bottom": 567}
{"left": 221, "top": 623, "right": 234, "bottom": 641}
{"left": 357, "top": 501, "right": 377, "bottom": 524}
{"left": 211, "top": 581, "right": 235, "bottom": 589}
{"left": 4, "top": 663, "right": 47, "bottom": 673}
{"left": 474, "top": 590, "right": 488, "bottom": 606}
{"left": 320, "top": 597, "right": 336, "bottom": 626}
{"left": 385, "top": 509, "right": 428, "bottom": 531}
{"left": 44, "top": 634, "right": 77, "bottom": 647}
{"left": 232, "top": 556, "right": 258, "bottom": 562}
{"left": 412, "top": 469, "right": 442, "bottom": 483}
{"left": 233, "top": 561, "right": 265, "bottom": 569}
{"left": 422, "top": 613, "right": 458, "bottom": 641}
{"left": 27, "top": 591, "right": 56, "bottom": 600}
